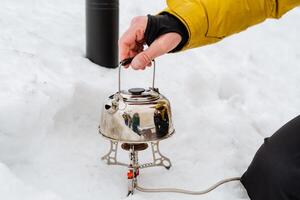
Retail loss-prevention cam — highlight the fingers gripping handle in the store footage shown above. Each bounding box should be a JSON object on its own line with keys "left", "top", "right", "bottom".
{"left": 120, "top": 58, "right": 134, "bottom": 66}
{"left": 118, "top": 58, "right": 156, "bottom": 93}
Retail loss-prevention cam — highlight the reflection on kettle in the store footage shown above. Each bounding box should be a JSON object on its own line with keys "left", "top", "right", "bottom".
{"left": 132, "top": 113, "right": 141, "bottom": 135}
{"left": 122, "top": 112, "right": 132, "bottom": 128}
{"left": 154, "top": 103, "right": 169, "bottom": 138}
{"left": 122, "top": 112, "right": 141, "bottom": 136}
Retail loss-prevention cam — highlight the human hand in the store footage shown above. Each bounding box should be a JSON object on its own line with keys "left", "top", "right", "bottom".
{"left": 119, "top": 16, "right": 182, "bottom": 70}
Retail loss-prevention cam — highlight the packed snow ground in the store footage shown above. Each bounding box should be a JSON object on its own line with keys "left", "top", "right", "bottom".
{"left": 0, "top": 0, "right": 299, "bottom": 199}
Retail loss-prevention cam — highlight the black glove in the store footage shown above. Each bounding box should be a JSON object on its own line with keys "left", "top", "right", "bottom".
{"left": 144, "top": 12, "right": 189, "bottom": 53}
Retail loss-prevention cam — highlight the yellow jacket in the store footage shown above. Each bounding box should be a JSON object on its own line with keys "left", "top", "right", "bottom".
{"left": 162, "top": 0, "right": 300, "bottom": 51}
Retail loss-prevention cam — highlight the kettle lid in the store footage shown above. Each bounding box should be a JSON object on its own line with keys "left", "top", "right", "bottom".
{"left": 120, "top": 87, "right": 160, "bottom": 102}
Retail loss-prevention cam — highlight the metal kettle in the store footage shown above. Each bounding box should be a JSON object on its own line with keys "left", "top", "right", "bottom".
{"left": 99, "top": 59, "right": 175, "bottom": 143}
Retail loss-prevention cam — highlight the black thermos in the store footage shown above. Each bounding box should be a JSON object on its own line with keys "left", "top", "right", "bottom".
{"left": 86, "top": 0, "right": 119, "bottom": 68}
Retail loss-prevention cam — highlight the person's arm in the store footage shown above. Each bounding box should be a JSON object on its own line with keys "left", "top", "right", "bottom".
{"left": 119, "top": 16, "right": 183, "bottom": 70}
{"left": 119, "top": 0, "right": 300, "bottom": 70}
{"left": 162, "top": 0, "right": 300, "bottom": 51}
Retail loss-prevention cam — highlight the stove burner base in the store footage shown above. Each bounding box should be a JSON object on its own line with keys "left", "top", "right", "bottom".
{"left": 101, "top": 140, "right": 172, "bottom": 195}
{"left": 121, "top": 143, "right": 149, "bottom": 151}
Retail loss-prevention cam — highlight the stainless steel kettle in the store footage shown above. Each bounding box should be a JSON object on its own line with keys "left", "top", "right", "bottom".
{"left": 99, "top": 59, "right": 175, "bottom": 143}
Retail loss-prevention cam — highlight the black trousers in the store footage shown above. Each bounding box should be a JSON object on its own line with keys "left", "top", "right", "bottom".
{"left": 241, "top": 115, "right": 300, "bottom": 200}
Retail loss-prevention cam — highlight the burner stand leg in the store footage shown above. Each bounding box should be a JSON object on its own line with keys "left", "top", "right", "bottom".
{"left": 101, "top": 140, "right": 128, "bottom": 167}
{"left": 151, "top": 141, "right": 172, "bottom": 170}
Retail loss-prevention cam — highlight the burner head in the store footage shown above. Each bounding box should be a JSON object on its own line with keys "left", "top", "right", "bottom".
{"left": 121, "top": 143, "right": 149, "bottom": 151}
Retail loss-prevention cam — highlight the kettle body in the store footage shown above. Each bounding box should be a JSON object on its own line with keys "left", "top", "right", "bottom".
{"left": 99, "top": 87, "right": 175, "bottom": 143}
{"left": 99, "top": 59, "right": 175, "bottom": 143}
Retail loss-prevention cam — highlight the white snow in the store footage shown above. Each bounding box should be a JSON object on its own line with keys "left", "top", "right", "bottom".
{"left": 0, "top": 0, "right": 299, "bottom": 199}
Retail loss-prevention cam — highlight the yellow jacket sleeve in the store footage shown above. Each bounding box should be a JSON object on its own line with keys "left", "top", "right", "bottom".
{"left": 162, "top": 0, "right": 300, "bottom": 51}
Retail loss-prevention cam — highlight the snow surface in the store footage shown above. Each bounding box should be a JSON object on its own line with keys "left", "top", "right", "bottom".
{"left": 0, "top": 0, "right": 299, "bottom": 199}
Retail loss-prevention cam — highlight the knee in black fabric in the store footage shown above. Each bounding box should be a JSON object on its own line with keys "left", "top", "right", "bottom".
{"left": 242, "top": 115, "right": 300, "bottom": 200}
{"left": 241, "top": 142, "right": 290, "bottom": 200}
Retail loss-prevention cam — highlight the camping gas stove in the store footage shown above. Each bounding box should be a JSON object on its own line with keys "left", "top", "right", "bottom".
{"left": 99, "top": 59, "right": 174, "bottom": 195}
{"left": 101, "top": 141, "right": 171, "bottom": 195}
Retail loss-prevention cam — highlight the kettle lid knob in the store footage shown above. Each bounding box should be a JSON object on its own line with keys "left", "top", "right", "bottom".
{"left": 128, "top": 88, "right": 145, "bottom": 95}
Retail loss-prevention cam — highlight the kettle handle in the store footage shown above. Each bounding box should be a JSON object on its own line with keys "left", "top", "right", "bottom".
{"left": 118, "top": 58, "right": 156, "bottom": 93}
